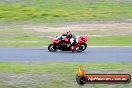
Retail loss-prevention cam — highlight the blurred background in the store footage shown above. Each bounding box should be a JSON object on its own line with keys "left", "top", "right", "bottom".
{"left": 0, "top": 0, "right": 132, "bottom": 46}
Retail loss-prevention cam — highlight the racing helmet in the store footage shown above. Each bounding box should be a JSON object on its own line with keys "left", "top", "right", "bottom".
{"left": 66, "top": 31, "right": 71, "bottom": 36}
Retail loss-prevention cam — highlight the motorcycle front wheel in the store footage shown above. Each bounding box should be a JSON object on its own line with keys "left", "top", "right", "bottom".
{"left": 48, "top": 44, "right": 58, "bottom": 52}
{"left": 76, "top": 43, "right": 87, "bottom": 52}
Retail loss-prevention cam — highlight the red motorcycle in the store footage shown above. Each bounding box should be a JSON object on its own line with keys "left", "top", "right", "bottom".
{"left": 48, "top": 35, "right": 89, "bottom": 52}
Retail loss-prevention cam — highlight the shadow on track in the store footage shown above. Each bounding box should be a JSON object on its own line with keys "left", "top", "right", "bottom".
{"left": 48, "top": 51, "right": 89, "bottom": 54}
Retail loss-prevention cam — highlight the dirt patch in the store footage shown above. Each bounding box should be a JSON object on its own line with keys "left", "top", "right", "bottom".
{"left": 25, "top": 22, "right": 132, "bottom": 36}
{"left": 0, "top": 21, "right": 132, "bottom": 36}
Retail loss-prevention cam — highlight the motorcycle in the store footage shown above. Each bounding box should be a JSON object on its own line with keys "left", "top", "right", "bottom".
{"left": 48, "top": 35, "right": 89, "bottom": 52}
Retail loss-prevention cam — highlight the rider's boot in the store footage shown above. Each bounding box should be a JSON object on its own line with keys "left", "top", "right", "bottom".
{"left": 70, "top": 44, "right": 79, "bottom": 52}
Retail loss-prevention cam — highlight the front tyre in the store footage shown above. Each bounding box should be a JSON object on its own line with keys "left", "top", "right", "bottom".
{"left": 48, "top": 44, "right": 58, "bottom": 52}
{"left": 76, "top": 43, "right": 87, "bottom": 52}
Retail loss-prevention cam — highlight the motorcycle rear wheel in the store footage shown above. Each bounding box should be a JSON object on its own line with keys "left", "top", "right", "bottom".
{"left": 48, "top": 44, "right": 58, "bottom": 52}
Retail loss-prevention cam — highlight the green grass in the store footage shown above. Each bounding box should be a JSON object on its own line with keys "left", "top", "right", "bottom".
{"left": 88, "top": 36, "right": 132, "bottom": 46}
{"left": 0, "top": 28, "right": 132, "bottom": 46}
{"left": 0, "top": 29, "right": 52, "bottom": 47}
{"left": 0, "top": 62, "right": 131, "bottom": 73}
{"left": 0, "top": 62, "right": 131, "bottom": 88}
{"left": 0, "top": 0, "right": 132, "bottom": 22}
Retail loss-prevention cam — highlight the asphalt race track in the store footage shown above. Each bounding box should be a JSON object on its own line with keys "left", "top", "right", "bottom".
{"left": 0, "top": 47, "right": 132, "bottom": 61}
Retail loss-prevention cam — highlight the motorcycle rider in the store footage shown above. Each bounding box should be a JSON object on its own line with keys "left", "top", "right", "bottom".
{"left": 57, "top": 31, "right": 78, "bottom": 52}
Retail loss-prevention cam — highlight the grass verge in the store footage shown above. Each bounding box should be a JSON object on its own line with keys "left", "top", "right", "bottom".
{"left": 0, "top": 35, "right": 132, "bottom": 46}
{"left": 0, "top": 0, "right": 132, "bottom": 22}
{"left": 88, "top": 36, "right": 132, "bottom": 46}
{"left": 0, "top": 62, "right": 131, "bottom": 88}
{"left": 0, "top": 28, "right": 132, "bottom": 46}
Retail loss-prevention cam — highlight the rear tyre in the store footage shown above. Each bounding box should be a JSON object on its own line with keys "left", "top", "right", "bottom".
{"left": 76, "top": 43, "right": 87, "bottom": 52}
{"left": 48, "top": 44, "right": 58, "bottom": 52}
